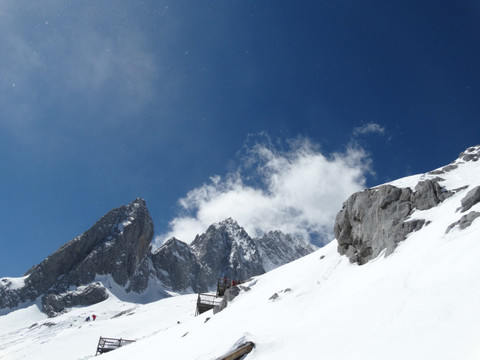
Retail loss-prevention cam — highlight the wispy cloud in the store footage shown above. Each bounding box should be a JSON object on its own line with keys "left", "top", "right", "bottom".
{"left": 0, "top": 2, "right": 159, "bottom": 135}
{"left": 156, "top": 136, "right": 370, "bottom": 246}
{"left": 352, "top": 122, "right": 386, "bottom": 137}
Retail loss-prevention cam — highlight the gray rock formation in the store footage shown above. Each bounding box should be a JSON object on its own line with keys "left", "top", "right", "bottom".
{"left": 335, "top": 185, "right": 422, "bottom": 265}
{"left": 151, "top": 238, "right": 208, "bottom": 293}
{"left": 460, "top": 186, "right": 480, "bottom": 213}
{"left": 334, "top": 145, "right": 480, "bottom": 265}
{"left": 42, "top": 282, "right": 108, "bottom": 317}
{"left": 459, "top": 146, "right": 480, "bottom": 162}
{"left": 334, "top": 178, "right": 453, "bottom": 265}
{"left": 0, "top": 198, "right": 155, "bottom": 312}
{"left": 191, "top": 218, "right": 265, "bottom": 286}
{"left": 446, "top": 211, "right": 480, "bottom": 234}
{"left": 151, "top": 221, "right": 317, "bottom": 294}
{"left": 413, "top": 179, "right": 452, "bottom": 210}
{"left": 27, "top": 197, "right": 153, "bottom": 294}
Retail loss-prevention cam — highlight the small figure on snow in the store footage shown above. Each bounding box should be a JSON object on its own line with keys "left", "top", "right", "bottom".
{"left": 92, "top": 314, "right": 97, "bottom": 321}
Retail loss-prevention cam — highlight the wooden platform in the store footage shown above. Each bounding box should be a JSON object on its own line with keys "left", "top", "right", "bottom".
{"left": 95, "top": 336, "right": 135, "bottom": 355}
{"left": 195, "top": 293, "right": 222, "bottom": 315}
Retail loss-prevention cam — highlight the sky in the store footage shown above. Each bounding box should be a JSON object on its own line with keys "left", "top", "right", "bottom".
{"left": 1, "top": 0, "right": 479, "bottom": 277}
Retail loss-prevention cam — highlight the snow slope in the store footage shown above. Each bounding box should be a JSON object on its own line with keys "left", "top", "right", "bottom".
{"left": 1, "top": 153, "right": 480, "bottom": 359}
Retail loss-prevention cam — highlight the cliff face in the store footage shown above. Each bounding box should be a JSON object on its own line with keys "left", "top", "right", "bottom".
{"left": 151, "top": 237, "right": 208, "bottom": 293}
{"left": 0, "top": 198, "right": 155, "bottom": 315}
{"left": 334, "top": 145, "right": 480, "bottom": 265}
{"left": 191, "top": 218, "right": 265, "bottom": 286}
{"left": 27, "top": 198, "right": 153, "bottom": 292}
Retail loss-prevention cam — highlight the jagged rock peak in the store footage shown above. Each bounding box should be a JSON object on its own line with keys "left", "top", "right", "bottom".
{"left": 191, "top": 218, "right": 264, "bottom": 285}
{"left": 0, "top": 198, "right": 154, "bottom": 315}
{"left": 25, "top": 197, "right": 154, "bottom": 290}
{"left": 211, "top": 217, "right": 247, "bottom": 235}
{"left": 151, "top": 237, "right": 208, "bottom": 293}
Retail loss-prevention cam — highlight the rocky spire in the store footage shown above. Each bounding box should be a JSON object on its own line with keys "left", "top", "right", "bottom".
{"left": 191, "top": 218, "right": 265, "bottom": 285}
{"left": 0, "top": 198, "right": 154, "bottom": 314}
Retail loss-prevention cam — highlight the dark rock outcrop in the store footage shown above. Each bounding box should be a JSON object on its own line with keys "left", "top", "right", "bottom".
{"left": 151, "top": 238, "right": 208, "bottom": 293}
{"left": 446, "top": 211, "right": 480, "bottom": 234}
{"left": 42, "top": 282, "right": 108, "bottom": 317}
{"left": 0, "top": 198, "right": 155, "bottom": 312}
{"left": 460, "top": 186, "right": 480, "bottom": 213}
{"left": 151, "top": 220, "right": 316, "bottom": 294}
{"left": 191, "top": 218, "right": 265, "bottom": 286}
{"left": 459, "top": 146, "right": 480, "bottom": 162}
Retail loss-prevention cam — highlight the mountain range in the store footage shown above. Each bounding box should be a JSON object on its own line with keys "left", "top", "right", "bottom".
{"left": 0, "top": 144, "right": 479, "bottom": 359}
{"left": 0, "top": 201, "right": 316, "bottom": 317}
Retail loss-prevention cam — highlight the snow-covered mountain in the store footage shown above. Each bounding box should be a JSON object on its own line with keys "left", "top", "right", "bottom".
{"left": 0, "top": 198, "right": 159, "bottom": 316}
{"left": 152, "top": 218, "right": 316, "bottom": 294}
{"left": 1, "top": 145, "right": 480, "bottom": 360}
{"left": 0, "top": 203, "right": 315, "bottom": 317}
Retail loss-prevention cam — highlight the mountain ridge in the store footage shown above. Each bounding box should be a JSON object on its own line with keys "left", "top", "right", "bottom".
{"left": 0, "top": 205, "right": 316, "bottom": 317}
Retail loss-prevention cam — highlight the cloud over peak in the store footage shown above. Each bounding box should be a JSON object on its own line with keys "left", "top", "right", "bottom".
{"left": 156, "top": 137, "right": 370, "bottom": 247}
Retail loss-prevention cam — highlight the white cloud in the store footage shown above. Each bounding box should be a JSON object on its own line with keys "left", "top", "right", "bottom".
{"left": 155, "top": 138, "right": 370, "bottom": 247}
{"left": 353, "top": 123, "right": 386, "bottom": 137}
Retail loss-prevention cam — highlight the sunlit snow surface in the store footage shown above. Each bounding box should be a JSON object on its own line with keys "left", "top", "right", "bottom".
{"left": 1, "top": 157, "right": 480, "bottom": 359}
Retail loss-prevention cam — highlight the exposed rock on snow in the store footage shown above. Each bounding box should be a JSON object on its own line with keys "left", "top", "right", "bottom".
{"left": 413, "top": 179, "right": 452, "bottom": 210}
{"left": 459, "top": 145, "right": 480, "bottom": 162}
{"left": 42, "top": 282, "right": 108, "bottom": 317}
{"left": 459, "top": 185, "right": 480, "bottom": 212}
{"left": 335, "top": 145, "right": 480, "bottom": 265}
{"left": 446, "top": 211, "right": 480, "bottom": 234}
{"left": 334, "top": 184, "right": 426, "bottom": 265}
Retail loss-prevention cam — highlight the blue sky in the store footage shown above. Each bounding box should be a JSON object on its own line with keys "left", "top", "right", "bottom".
{"left": 1, "top": 1, "right": 479, "bottom": 277}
